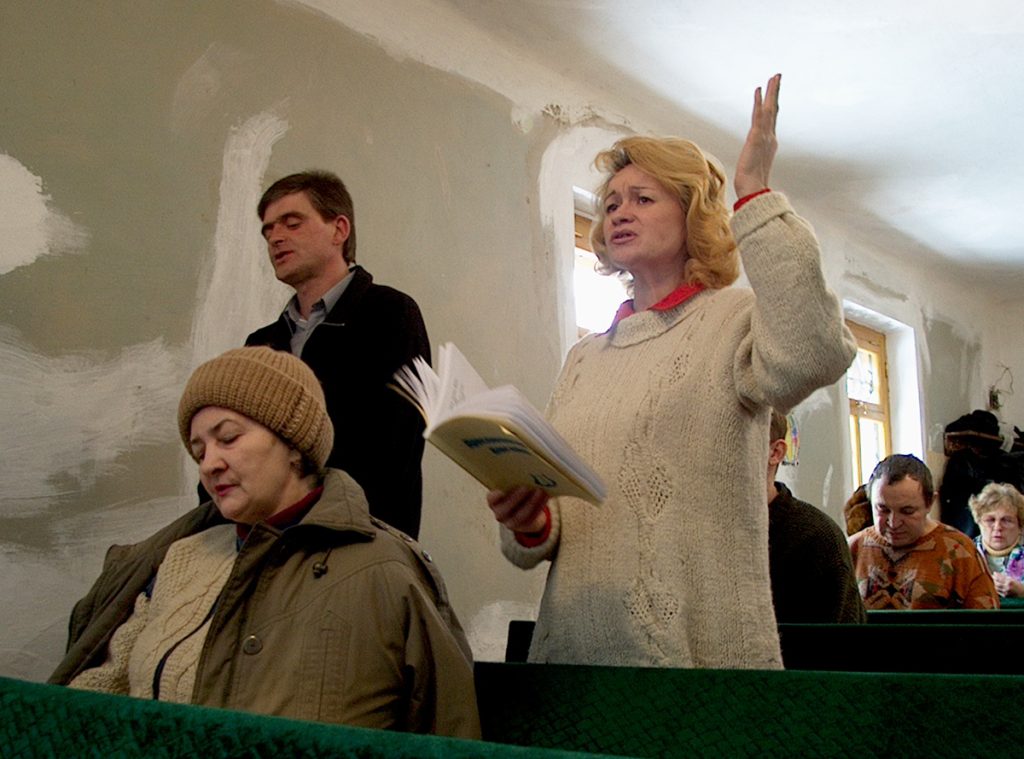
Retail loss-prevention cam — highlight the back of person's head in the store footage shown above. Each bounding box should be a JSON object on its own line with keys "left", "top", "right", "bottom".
{"left": 769, "top": 409, "right": 788, "bottom": 444}
{"left": 178, "top": 346, "right": 334, "bottom": 475}
{"left": 590, "top": 135, "right": 738, "bottom": 290}
{"left": 258, "top": 170, "right": 357, "bottom": 263}
{"left": 968, "top": 481, "right": 1024, "bottom": 525}
{"left": 766, "top": 409, "right": 789, "bottom": 494}
{"left": 868, "top": 453, "right": 934, "bottom": 506}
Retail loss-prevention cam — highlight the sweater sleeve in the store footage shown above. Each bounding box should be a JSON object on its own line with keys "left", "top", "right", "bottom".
{"left": 499, "top": 500, "right": 563, "bottom": 569}
{"left": 728, "top": 191, "right": 856, "bottom": 412}
{"left": 958, "top": 539, "right": 1000, "bottom": 609}
{"left": 820, "top": 525, "right": 868, "bottom": 623}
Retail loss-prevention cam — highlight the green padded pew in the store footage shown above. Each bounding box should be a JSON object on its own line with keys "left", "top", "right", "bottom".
{"left": 475, "top": 662, "right": 1020, "bottom": 757}
{"left": 0, "top": 676, "right": 617, "bottom": 759}
{"left": 7, "top": 662, "right": 1023, "bottom": 758}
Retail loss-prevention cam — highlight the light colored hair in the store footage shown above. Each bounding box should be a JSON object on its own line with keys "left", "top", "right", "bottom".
{"left": 590, "top": 136, "right": 739, "bottom": 290}
{"left": 969, "top": 482, "right": 1024, "bottom": 526}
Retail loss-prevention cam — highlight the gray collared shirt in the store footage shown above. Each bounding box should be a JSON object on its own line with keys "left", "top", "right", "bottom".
{"left": 284, "top": 267, "right": 355, "bottom": 356}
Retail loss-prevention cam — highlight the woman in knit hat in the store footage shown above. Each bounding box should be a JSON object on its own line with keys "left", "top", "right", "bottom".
{"left": 49, "top": 346, "right": 480, "bottom": 738}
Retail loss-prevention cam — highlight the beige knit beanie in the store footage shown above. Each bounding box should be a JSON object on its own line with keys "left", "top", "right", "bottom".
{"left": 178, "top": 346, "right": 334, "bottom": 469}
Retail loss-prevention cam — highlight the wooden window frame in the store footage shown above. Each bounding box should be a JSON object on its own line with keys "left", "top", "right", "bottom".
{"left": 574, "top": 213, "right": 594, "bottom": 253}
{"left": 847, "top": 320, "right": 893, "bottom": 486}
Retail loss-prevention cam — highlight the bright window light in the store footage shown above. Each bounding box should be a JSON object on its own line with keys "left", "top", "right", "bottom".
{"left": 574, "top": 247, "right": 627, "bottom": 334}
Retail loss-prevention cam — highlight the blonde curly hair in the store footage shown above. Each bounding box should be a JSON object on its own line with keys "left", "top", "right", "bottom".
{"left": 969, "top": 482, "right": 1024, "bottom": 526}
{"left": 590, "top": 136, "right": 739, "bottom": 290}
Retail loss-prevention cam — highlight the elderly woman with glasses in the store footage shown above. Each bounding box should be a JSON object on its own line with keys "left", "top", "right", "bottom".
{"left": 970, "top": 482, "right": 1024, "bottom": 598}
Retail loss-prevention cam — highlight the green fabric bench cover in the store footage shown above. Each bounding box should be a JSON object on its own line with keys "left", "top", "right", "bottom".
{"left": 475, "top": 662, "right": 1019, "bottom": 757}
{"left": 0, "top": 676, "right": 617, "bottom": 759}
{"left": 6, "top": 664, "right": 1021, "bottom": 758}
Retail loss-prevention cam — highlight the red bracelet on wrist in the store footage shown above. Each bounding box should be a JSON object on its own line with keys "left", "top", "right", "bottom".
{"left": 514, "top": 504, "right": 552, "bottom": 548}
{"left": 733, "top": 187, "right": 771, "bottom": 211}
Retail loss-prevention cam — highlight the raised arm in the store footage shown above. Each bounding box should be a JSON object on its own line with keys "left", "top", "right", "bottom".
{"left": 734, "top": 73, "right": 781, "bottom": 199}
{"left": 728, "top": 73, "right": 857, "bottom": 412}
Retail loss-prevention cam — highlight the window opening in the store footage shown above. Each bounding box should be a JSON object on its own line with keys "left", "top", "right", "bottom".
{"left": 572, "top": 206, "right": 627, "bottom": 337}
{"left": 847, "top": 321, "right": 893, "bottom": 487}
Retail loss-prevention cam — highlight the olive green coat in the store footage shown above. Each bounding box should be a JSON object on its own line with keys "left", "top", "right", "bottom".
{"left": 50, "top": 469, "right": 480, "bottom": 738}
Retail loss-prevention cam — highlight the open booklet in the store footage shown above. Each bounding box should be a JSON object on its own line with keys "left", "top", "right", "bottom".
{"left": 391, "top": 343, "right": 606, "bottom": 505}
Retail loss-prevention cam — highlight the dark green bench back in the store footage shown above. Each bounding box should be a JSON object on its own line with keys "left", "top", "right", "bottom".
{"left": 475, "top": 662, "right": 1021, "bottom": 757}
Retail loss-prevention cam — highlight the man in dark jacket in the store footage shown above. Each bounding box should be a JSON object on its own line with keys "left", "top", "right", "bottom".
{"left": 247, "top": 170, "right": 429, "bottom": 537}
{"left": 766, "top": 410, "right": 866, "bottom": 623}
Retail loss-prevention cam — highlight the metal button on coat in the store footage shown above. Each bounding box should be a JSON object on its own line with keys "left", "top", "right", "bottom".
{"left": 242, "top": 635, "right": 263, "bottom": 654}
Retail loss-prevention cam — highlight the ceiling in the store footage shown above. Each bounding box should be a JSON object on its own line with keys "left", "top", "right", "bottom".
{"left": 424, "top": 1, "right": 1024, "bottom": 296}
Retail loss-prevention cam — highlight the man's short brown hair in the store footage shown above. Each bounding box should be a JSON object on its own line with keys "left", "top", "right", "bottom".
{"left": 258, "top": 170, "right": 357, "bottom": 263}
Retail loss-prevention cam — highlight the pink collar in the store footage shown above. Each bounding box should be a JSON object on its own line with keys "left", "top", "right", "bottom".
{"left": 612, "top": 282, "right": 706, "bottom": 326}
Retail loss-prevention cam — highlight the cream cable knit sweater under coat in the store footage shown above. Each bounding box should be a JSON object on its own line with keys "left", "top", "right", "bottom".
{"left": 69, "top": 526, "right": 237, "bottom": 700}
{"left": 501, "top": 191, "right": 856, "bottom": 669}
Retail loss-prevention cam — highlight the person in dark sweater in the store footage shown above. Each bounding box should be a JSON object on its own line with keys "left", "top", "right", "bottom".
{"left": 767, "top": 409, "right": 866, "bottom": 623}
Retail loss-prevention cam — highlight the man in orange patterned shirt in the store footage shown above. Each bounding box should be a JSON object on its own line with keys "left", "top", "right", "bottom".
{"left": 848, "top": 454, "right": 998, "bottom": 609}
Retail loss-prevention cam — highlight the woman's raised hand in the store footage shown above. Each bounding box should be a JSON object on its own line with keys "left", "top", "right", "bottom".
{"left": 734, "top": 73, "right": 781, "bottom": 199}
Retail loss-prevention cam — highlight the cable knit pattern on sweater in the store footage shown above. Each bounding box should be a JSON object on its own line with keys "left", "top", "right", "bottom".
{"left": 128, "top": 525, "right": 237, "bottom": 701}
{"left": 67, "top": 525, "right": 237, "bottom": 700}
{"left": 500, "top": 192, "right": 856, "bottom": 668}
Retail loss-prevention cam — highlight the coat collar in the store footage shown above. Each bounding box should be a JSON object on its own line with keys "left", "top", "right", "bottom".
{"left": 318, "top": 265, "right": 373, "bottom": 326}
{"left": 212, "top": 470, "right": 378, "bottom": 546}
{"left": 282, "top": 468, "right": 377, "bottom": 539}
{"left": 252, "top": 266, "right": 376, "bottom": 350}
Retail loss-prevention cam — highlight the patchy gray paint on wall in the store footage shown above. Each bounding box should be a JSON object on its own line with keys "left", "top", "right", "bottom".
{"left": 923, "top": 316, "right": 982, "bottom": 439}
{"left": 2, "top": 0, "right": 1017, "bottom": 685}
{"left": 844, "top": 272, "right": 909, "bottom": 304}
{"left": 0, "top": 0, "right": 554, "bottom": 680}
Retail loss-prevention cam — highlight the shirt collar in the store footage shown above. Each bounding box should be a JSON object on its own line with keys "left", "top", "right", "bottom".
{"left": 284, "top": 266, "right": 356, "bottom": 324}
{"left": 612, "top": 281, "right": 706, "bottom": 326}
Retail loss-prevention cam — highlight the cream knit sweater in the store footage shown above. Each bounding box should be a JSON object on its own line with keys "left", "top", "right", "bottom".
{"left": 69, "top": 525, "right": 237, "bottom": 700}
{"left": 501, "top": 192, "right": 855, "bottom": 668}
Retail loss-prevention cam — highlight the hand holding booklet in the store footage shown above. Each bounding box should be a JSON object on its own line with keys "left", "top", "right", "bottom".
{"left": 391, "top": 343, "right": 606, "bottom": 505}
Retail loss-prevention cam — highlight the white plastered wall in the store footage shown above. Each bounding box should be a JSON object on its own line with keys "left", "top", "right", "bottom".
{"left": 1, "top": 0, "right": 1019, "bottom": 681}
